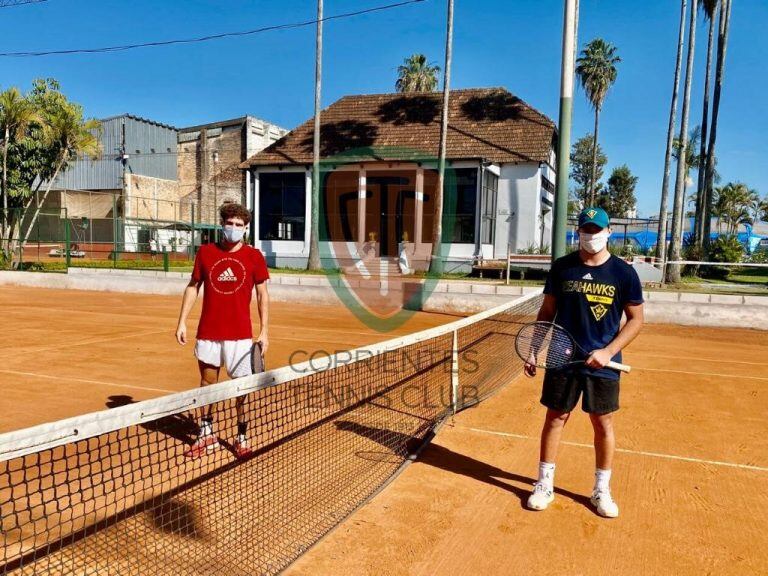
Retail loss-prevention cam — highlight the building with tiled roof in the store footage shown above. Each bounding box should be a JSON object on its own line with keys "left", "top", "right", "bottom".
{"left": 241, "top": 88, "right": 557, "bottom": 270}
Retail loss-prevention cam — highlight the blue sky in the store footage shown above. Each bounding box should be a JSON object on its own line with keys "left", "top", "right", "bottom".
{"left": 1, "top": 0, "right": 765, "bottom": 217}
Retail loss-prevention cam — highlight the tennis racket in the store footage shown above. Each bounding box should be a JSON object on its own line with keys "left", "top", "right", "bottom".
{"left": 251, "top": 341, "right": 265, "bottom": 374}
{"left": 515, "top": 321, "right": 631, "bottom": 373}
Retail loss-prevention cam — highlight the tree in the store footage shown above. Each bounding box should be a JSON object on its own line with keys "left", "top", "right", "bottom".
{"left": 570, "top": 134, "right": 606, "bottom": 206}
{"left": 0, "top": 80, "right": 101, "bottom": 264}
{"left": 17, "top": 106, "right": 101, "bottom": 255}
{"left": 758, "top": 197, "right": 768, "bottom": 223}
{"left": 600, "top": 165, "right": 637, "bottom": 217}
{"left": 0, "top": 87, "right": 39, "bottom": 256}
{"left": 575, "top": 38, "right": 620, "bottom": 204}
{"left": 702, "top": 0, "right": 732, "bottom": 249}
{"left": 672, "top": 125, "right": 702, "bottom": 219}
{"left": 693, "top": 0, "right": 719, "bottom": 247}
{"left": 307, "top": 0, "right": 323, "bottom": 271}
{"left": 666, "top": 0, "right": 698, "bottom": 283}
{"left": 657, "top": 0, "right": 688, "bottom": 262}
{"left": 395, "top": 54, "right": 440, "bottom": 93}
{"left": 428, "top": 0, "right": 454, "bottom": 275}
{"left": 713, "top": 182, "right": 757, "bottom": 236}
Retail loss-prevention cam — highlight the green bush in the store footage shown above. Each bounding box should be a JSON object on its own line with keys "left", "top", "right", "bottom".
{"left": 702, "top": 235, "right": 744, "bottom": 279}
{"left": 747, "top": 248, "right": 768, "bottom": 264}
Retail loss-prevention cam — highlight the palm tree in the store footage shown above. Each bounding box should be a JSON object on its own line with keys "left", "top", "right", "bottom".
{"left": 758, "top": 196, "right": 768, "bottom": 224}
{"left": 428, "top": 0, "right": 454, "bottom": 275}
{"left": 672, "top": 125, "right": 701, "bottom": 183}
{"left": 713, "top": 182, "right": 755, "bottom": 236}
{"left": 693, "top": 0, "right": 719, "bottom": 247}
{"left": 0, "top": 87, "right": 39, "bottom": 255}
{"left": 673, "top": 126, "right": 702, "bottom": 217}
{"left": 396, "top": 54, "right": 440, "bottom": 93}
{"left": 307, "top": 0, "right": 323, "bottom": 270}
{"left": 702, "top": 0, "right": 732, "bottom": 249}
{"left": 17, "top": 108, "right": 101, "bottom": 253}
{"left": 575, "top": 39, "right": 620, "bottom": 205}
{"left": 666, "top": 0, "right": 698, "bottom": 283}
{"left": 657, "top": 0, "right": 688, "bottom": 263}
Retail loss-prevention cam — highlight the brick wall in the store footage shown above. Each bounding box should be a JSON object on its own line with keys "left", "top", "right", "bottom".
{"left": 124, "top": 174, "right": 186, "bottom": 221}
{"left": 177, "top": 117, "right": 289, "bottom": 225}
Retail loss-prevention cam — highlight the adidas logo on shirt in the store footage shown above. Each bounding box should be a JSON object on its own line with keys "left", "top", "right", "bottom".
{"left": 217, "top": 267, "right": 238, "bottom": 282}
{"left": 582, "top": 273, "right": 594, "bottom": 280}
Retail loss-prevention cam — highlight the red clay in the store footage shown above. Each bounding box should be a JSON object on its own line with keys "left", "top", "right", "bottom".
{"left": 284, "top": 324, "right": 768, "bottom": 576}
{"left": 0, "top": 285, "right": 452, "bottom": 433}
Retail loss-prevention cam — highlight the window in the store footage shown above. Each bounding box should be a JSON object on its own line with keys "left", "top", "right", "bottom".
{"left": 443, "top": 168, "right": 477, "bottom": 244}
{"left": 259, "top": 173, "right": 306, "bottom": 240}
{"left": 541, "top": 175, "right": 555, "bottom": 194}
{"left": 481, "top": 170, "right": 498, "bottom": 245}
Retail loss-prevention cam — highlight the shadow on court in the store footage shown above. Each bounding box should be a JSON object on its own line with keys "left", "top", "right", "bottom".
{"left": 335, "top": 420, "right": 593, "bottom": 512}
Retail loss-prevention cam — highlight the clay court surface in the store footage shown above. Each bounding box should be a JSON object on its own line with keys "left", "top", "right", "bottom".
{"left": 285, "top": 327, "right": 768, "bottom": 575}
{"left": 1, "top": 285, "right": 767, "bottom": 575}
{"left": 0, "top": 285, "right": 451, "bottom": 433}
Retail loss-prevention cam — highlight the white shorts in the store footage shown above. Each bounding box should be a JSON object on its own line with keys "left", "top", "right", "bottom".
{"left": 194, "top": 339, "right": 253, "bottom": 378}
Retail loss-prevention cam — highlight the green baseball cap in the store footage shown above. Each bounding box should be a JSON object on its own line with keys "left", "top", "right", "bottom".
{"left": 578, "top": 206, "right": 610, "bottom": 229}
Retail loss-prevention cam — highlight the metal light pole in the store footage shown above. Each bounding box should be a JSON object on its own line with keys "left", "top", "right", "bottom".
{"left": 552, "top": 0, "right": 579, "bottom": 259}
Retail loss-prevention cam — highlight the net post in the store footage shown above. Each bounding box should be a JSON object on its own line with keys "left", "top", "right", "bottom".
{"left": 163, "top": 248, "right": 169, "bottom": 272}
{"left": 451, "top": 329, "right": 460, "bottom": 415}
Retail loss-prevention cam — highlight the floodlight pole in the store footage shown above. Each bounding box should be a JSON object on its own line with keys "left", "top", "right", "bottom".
{"left": 552, "top": 0, "right": 578, "bottom": 259}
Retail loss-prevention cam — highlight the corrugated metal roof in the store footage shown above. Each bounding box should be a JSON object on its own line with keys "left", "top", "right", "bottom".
{"left": 53, "top": 115, "right": 178, "bottom": 190}
{"left": 100, "top": 113, "right": 177, "bottom": 131}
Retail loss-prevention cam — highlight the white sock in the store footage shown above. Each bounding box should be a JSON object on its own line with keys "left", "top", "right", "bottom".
{"left": 537, "top": 461, "right": 556, "bottom": 489}
{"left": 595, "top": 468, "right": 612, "bottom": 493}
{"left": 237, "top": 433, "right": 247, "bottom": 444}
{"left": 200, "top": 418, "right": 213, "bottom": 438}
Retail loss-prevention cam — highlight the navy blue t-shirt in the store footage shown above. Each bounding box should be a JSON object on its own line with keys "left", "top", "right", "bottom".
{"left": 544, "top": 252, "right": 644, "bottom": 380}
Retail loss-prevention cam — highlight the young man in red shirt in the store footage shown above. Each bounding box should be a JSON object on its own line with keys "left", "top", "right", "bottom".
{"left": 175, "top": 202, "right": 270, "bottom": 459}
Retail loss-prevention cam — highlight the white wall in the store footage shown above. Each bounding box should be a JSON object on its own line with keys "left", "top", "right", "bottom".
{"left": 497, "top": 163, "right": 550, "bottom": 254}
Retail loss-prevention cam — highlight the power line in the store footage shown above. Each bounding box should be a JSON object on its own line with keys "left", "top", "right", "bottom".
{"left": 0, "top": 0, "right": 428, "bottom": 57}
{"left": 0, "top": 0, "right": 47, "bottom": 8}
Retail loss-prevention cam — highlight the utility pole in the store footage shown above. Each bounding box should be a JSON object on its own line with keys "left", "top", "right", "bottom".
{"left": 428, "top": 0, "right": 454, "bottom": 275}
{"left": 552, "top": 0, "right": 579, "bottom": 259}
{"left": 307, "top": 0, "right": 323, "bottom": 270}
{"left": 213, "top": 150, "right": 219, "bottom": 217}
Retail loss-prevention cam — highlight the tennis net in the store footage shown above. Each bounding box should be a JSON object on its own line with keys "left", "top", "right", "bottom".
{"left": 0, "top": 291, "right": 543, "bottom": 576}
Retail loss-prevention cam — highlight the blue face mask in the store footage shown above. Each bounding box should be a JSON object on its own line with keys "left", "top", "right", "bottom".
{"left": 222, "top": 225, "right": 245, "bottom": 244}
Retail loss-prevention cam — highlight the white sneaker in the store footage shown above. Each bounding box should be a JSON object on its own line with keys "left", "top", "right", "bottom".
{"left": 591, "top": 489, "right": 619, "bottom": 518}
{"left": 527, "top": 482, "right": 554, "bottom": 511}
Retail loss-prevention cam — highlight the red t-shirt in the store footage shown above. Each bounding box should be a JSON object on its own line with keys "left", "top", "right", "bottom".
{"left": 191, "top": 243, "right": 269, "bottom": 341}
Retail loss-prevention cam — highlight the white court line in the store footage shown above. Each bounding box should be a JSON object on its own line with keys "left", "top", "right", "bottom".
{"left": 0, "top": 369, "right": 176, "bottom": 394}
{"left": 633, "top": 366, "right": 768, "bottom": 381}
{"left": 628, "top": 353, "right": 764, "bottom": 367}
{"left": 457, "top": 426, "right": 768, "bottom": 472}
{"left": 2, "top": 329, "right": 169, "bottom": 358}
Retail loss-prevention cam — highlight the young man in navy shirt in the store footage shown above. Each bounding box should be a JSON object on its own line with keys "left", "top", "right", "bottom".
{"left": 525, "top": 207, "right": 644, "bottom": 518}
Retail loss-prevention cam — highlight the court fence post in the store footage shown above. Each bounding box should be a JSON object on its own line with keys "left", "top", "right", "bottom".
{"left": 64, "top": 208, "right": 71, "bottom": 270}
{"left": 191, "top": 204, "right": 196, "bottom": 258}
{"left": 451, "top": 329, "right": 460, "bottom": 414}
{"left": 16, "top": 208, "right": 23, "bottom": 270}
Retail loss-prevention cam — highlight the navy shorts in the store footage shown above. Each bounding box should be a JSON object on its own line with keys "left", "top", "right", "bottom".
{"left": 541, "top": 370, "right": 619, "bottom": 414}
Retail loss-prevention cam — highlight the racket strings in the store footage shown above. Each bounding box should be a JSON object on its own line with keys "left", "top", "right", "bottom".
{"left": 515, "top": 323, "right": 575, "bottom": 369}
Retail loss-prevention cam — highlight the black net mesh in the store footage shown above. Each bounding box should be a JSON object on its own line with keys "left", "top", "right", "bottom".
{"left": 0, "top": 293, "right": 544, "bottom": 575}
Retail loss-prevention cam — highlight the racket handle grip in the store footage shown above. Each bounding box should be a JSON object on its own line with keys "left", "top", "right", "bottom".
{"left": 607, "top": 360, "right": 631, "bottom": 373}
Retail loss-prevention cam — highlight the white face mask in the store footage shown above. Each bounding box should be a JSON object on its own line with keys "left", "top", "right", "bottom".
{"left": 222, "top": 225, "right": 245, "bottom": 244}
{"left": 579, "top": 230, "right": 610, "bottom": 254}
